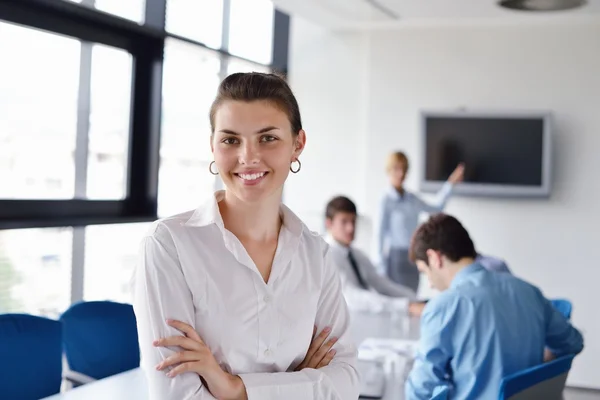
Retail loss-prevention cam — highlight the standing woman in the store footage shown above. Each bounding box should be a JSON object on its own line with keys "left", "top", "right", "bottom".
{"left": 377, "top": 151, "right": 464, "bottom": 292}
{"left": 133, "top": 73, "right": 359, "bottom": 400}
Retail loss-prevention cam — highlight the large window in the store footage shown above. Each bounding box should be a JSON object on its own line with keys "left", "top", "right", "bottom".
{"left": 0, "top": 0, "right": 287, "bottom": 315}
{"left": 87, "top": 44, "right": 133, "bottom": 200}
{"left": 64, "top": 0, "right": 147, "bottom": 24}
{"left": 166, "top": 0, "right": 223, "bottom": 49}
{"left": 0, "top": 22, "right": 79, "bottom": 200}
{"left": 0, "top": 228, "right": 73, "bottom": 318}
{"left": 83, "top": 223, "right": 150, "bottom": 303}
{"left": 229, "top": 0, "right": 274, "bottom": 64}
{"left": 159, "top": 39, "right": 221, "bottom": 217}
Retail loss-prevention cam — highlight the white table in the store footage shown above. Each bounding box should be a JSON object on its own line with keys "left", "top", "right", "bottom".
{"left": 42, "top": 312, "right": 420, "bottom": 400}
{"left": 351, "top": 310, "right": 421, "bottom": 345}
{"left": 351, "top": 311, "right": 420, "bottom": 400}
{"left": 41, "top": 369, "right": 147, "bottom": 400}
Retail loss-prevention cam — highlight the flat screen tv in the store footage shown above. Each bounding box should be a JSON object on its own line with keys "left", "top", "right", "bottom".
{"left": 420, "top": 110, "right": 552, "bottom": 198}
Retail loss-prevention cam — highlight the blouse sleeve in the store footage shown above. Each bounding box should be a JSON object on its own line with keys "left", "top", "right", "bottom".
{"left": 133, "top": 223, "right": 217, "bottom": 400}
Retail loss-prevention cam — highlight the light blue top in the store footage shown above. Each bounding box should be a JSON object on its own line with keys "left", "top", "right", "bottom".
{"left": 405, "top": 263, "right": 584, "bottom": 400}
{"left": 377, "top": 182, "right": 453, "bottom": 260}
{"left": 476, "top": 254, "right": 512, "bottom": 274}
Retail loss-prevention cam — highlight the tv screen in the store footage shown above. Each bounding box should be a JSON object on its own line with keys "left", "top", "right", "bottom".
{"left": 420, "top": 111, "right": 552, "bottom": 198}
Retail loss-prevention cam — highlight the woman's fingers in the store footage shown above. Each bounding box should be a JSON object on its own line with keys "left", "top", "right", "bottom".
{"left": 153, "top": 335, "right": 202, "bottom": 351}
{"left": 167, "top": 319, "right": 204, "bottom": 343}
{"left": 316, "top": 349, "right": 337, "bottom": 369}
{"left": 304, "top": 326, "right": 331, "bottom": 364}
{"left": 165, "top": 361, "right": 199, "bottom": 378}
{"left": 308, "top": 336, "right": 338, "bottom": 368}
{"left": 156, "top": 351, "right": 200, "bottom": 371}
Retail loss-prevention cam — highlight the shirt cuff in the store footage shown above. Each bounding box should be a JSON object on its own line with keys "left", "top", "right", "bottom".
{"left": 238, "top": 371, "right": 315, "bottom": 400}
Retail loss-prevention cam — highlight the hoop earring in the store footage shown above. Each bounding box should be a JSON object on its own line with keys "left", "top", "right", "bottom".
{"left": 209, "top": 161, "right": 219, "bottom": 175}
{"left": 290, "top": 159, "right": 301, "bottom": 173}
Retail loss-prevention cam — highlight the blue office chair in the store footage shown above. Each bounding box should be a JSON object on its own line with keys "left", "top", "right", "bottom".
{"left": 550, "top": 299, "right": 572, "bottom": 320}
{"left": 0, "top": 314, "right": 63, "bottom": 400}
{"left": 60, "top": 301, "right": 140, "bottom": 381}
{"left": 498, "top": 354, "right": 575, "bottom": 400}
{"left": 431, "top": 386, "right": 450, "bottom": 399}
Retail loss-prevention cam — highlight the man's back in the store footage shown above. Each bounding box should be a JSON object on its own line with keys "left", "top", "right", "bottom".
{"left": 406, "top": 263, "right": 583, "bottom": 399}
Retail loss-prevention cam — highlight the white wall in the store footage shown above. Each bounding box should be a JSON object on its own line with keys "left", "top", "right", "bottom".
{"left": 289, "top": 16, "right": 600, "bottom": 389}
{"left": 285, "top": 17, "right": 372, "bottom": 249}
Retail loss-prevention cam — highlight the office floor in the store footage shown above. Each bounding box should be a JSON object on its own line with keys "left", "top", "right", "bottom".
{"left": 565, "top": 387, "right": 600, "bottom": 400}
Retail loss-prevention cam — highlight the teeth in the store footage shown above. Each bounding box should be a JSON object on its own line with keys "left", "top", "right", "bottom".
{"left": 239, "top": 172, "right": 265, "bottom": 181}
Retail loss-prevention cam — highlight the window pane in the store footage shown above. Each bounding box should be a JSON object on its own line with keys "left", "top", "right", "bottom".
{"left": 0, "top": 228, "right": 72, "bottom": 318}
{"left": 95, "top": 0, "right": 145, "bottom": 23}
{"left": 227, "top": 58, "right": 271, "bottom": 75}
{"left": 62, "top": 0, "right": 145, "bottom": 23}
{"left": 0, "top": 23, "right": 79, "bottom": 199}
{"left": 166, "top": 0, "right": 223, "bottom": 49}
{"left": 228, "top": 0, "right": 274, "bottom": 65}
{"left": 86, "top": 44, "right": 133, "bottom": 200}
{"left": 83, "top": 223, "right": 150, "bottom": 303}
{"left": 159, "top": 39, "right": 220, "bottom": 217}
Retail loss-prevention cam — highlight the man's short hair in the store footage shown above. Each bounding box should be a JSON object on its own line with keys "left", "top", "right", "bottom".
{"left": 325, "top": 196, "right": 357, "bottom": 220}
{"left": 409, "top": 213, "right": 477, "bottom": 263}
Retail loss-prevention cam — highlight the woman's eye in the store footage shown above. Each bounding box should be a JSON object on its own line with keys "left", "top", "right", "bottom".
{"left": 222, "top": 137, "right": 238, "bottom": 145}
{"left": 261, "top": 135, "right": 277, "bottom": 143}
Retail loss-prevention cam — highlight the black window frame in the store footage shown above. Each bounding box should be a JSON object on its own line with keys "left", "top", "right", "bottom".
{"left": 0, "top": 0, "right": 290, "bottom": 229}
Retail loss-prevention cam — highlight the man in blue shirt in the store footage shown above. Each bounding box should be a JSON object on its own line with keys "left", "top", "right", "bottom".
{"left": 405, "top": 213, "right": 584, "bottom": 399}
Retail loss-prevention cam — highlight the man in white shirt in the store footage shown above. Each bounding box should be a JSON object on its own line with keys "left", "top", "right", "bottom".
{"left": 324, "top": 196, "right": 417, "bottom": 313}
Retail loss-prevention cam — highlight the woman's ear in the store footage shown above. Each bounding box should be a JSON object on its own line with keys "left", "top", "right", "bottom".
{"left": 293, "top": 129, "right": 307, "bottom": 158}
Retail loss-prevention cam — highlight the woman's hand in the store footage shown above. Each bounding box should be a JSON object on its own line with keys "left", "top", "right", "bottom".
{"left": 448, "top": 163, "right": 465, "bottom": 184}
{"left": 154, "top": 319, "right": 247, "bottom": 400}
{"left": 295, "top": 326, "right": 338, "bottom": 371}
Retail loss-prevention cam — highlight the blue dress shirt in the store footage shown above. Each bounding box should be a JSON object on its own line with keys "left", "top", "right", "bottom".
{"left": 377, "top": 183, "right": 453, "bottom": 261}
{"left": 405, "top": 263, "right": 584, "bottom": 400}
{"left": 476, "top": 254, "right": 512, "bottom": 274}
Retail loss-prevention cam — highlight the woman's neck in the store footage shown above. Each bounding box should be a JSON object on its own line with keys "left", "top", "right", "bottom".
{"left": 393, "top": 184, "right": 405, "bottom": 196}
{"left": 220, "top": 190, "right": 283, "bottom": 242}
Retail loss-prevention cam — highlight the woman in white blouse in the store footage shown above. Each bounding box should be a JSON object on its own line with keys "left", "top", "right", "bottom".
{"left": 133, "top": 72, "right": 359, "bottom": 400}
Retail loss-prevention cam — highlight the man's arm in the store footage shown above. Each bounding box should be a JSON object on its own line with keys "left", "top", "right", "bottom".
{"left": 405, "top": 295, "right": 460, "bottom": 400}
{"left": 543, "top": 297, "right": 584, "bottom": 358}
{"left": 358, "top": 249, "right": 416, "bottom": 299}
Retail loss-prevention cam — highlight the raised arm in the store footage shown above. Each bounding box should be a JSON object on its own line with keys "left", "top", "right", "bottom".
{"left": 414, "top": 182, "right": 454, "bottom": 213}
{"left": 415, "top": 163, "right": 464, "bottom": 214}
{"left": 238, "top": 243, "right": 360, "bottom": 400}
{"left": 133, "top": 223, "right": 216, "bottom": 400}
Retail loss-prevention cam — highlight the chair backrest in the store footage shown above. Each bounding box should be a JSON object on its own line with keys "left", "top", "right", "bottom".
{"left": 550, "top": 299, "right": 572, "bottom": 320}
{"left": 499, "top": 354, "right": 575, "bottom": 400}
{"left": 0, "top": 314, "right": 63, "bottom": 400}
{"left": 431, "top": 385, "right": 450, "bottom": 400}
{"left": 60, "top": 301, "right": 140, "bottom": 380}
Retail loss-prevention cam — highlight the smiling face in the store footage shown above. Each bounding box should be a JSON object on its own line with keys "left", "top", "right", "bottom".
{"left": 211, "top": 100, "right": 305, "bottom": 204}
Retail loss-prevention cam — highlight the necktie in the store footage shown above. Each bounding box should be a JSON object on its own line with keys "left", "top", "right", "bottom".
{"left": 348, "top": 250, "right": 369, "bottom": 290}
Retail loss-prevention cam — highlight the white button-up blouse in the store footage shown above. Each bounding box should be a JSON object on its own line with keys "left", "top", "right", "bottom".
{"left": 133, "top": 191, "right": 359, "bottom": 399}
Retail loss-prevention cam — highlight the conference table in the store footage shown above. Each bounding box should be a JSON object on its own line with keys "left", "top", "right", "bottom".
{"left": 43, "top": 311, "right": 420, "bottom": 400}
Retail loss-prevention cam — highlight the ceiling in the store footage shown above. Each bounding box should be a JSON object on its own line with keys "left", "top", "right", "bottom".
{"left": 273, "top": 0, "right": 600, "bottom": 29}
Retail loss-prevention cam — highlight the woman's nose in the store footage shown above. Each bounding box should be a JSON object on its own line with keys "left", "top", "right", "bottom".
{"left": 238, "top": 141, "right": 260, "bottom": 165}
